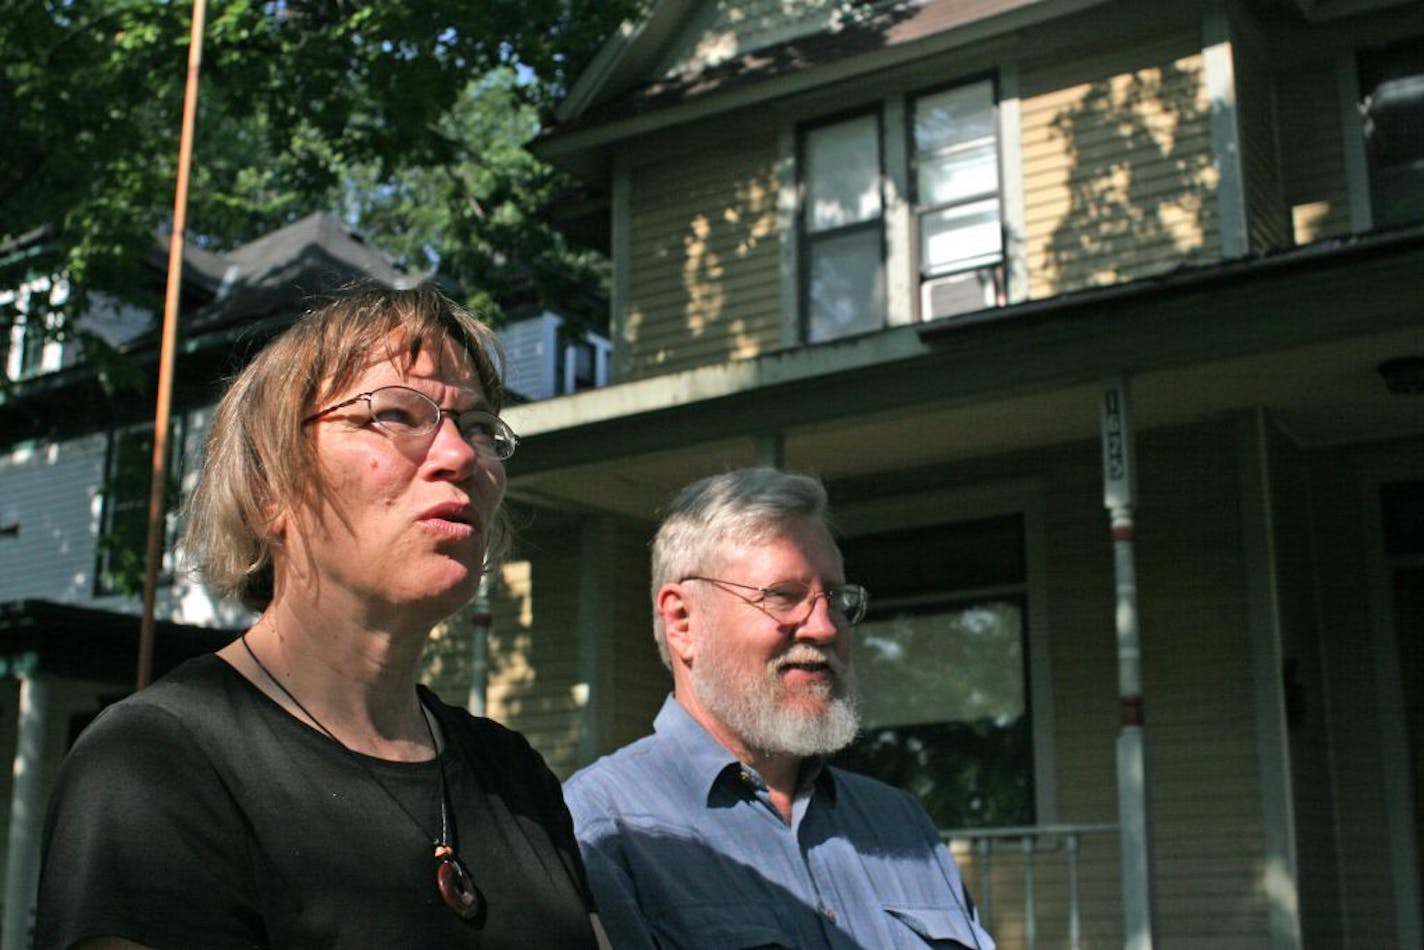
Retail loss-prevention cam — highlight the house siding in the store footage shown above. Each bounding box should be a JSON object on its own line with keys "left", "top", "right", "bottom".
{"left": 1020, "top": 34, "right": 1221, "bottom": 299}
{"left": 1233, "top": 17, "right": 1291, "bottom": 255}
{"left": 622, "top": 134, "right": 783, "bottom": 380}
{"left": 1309, "top": 450, "right": 1403, "bottom": 947}
{"left": 1270, "top": 428, "right": 1348, "bottom": 945}
{"left": 1277, "top": 60, "right": 1353, "bottom": 245}
{"left": 0, "top": 435, "right": 108, "bottom": 604}
{"left": 815, "top": 418, "right": 1272, "bottom": 943}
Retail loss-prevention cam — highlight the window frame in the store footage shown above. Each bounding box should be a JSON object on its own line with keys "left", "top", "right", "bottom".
{"left": 94, "top": 418, "right": 186, "bottom": 598}
{"left": 907, "top": 73, "right": 1007, "bottom": 321}
{"left": 796, "top": 107, "right": 888, "bottom": 343}
{"left": 835, "top": 480, "right": 1058, "bottom": 829}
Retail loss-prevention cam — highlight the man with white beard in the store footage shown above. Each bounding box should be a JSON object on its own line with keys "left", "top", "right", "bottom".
{"left": 564, "top": 468, "right": 994, "bottom": 949}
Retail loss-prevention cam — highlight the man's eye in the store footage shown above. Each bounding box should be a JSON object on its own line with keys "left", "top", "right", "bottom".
{"left": 761, "top": 586, "right": 805, "bottom": 609}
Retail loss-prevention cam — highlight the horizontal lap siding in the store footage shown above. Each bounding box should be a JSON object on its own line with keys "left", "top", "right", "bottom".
{"left": 0, "top": 434, "right": 108, "bottom": 603}
{"left": 487, "top": 521, "right": 587, "bottom": 776}
{"left": 1234, "top": 24, "right": 1290, "bottom": 253}
{"left": 1308, "top": 451, "right": 1400, "bottom": 946}
{"left": 1040, "top": 421, "right": 1270, "bottom": 943}
{"left": 608, "top": 517, "right": 664, "bottom": 749}
{"left": 1134, "top": 421, "right": 1268, "bottom": 940}
{"left": 1276, "top": 61, "right": 1352, "bottom": 245}
{"left": 623, "top": 136, "right": 783, "bottom": 379}
{"left": 1020, "top": 36, "right": 1221, "bottom": 301}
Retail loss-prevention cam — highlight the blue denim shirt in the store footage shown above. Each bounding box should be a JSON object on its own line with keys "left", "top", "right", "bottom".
{"left": 565, "top": 696, "right": 995, "bottom": 949}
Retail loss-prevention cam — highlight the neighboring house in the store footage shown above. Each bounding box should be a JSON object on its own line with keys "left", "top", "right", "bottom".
{"left": 0, "top": 212, "right": 421, "bottom": 944}
{"left": 482, "top": 0, "right": 1424, "bottom": 946}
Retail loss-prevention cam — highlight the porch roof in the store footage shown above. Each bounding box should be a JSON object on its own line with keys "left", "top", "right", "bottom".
{"left": 0, "top": 599, "right": 234, "bottom": 685}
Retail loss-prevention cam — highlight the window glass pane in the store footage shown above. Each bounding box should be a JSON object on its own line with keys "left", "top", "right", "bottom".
{"left": 918, "top": 140, "right": 999, "bottom": 206}
{"left": 915, "top": 82, "right": 995, "bottom": 154}
{"left": 806, "top": 228, "right": 884, "bottom": 342}
{"left": 837, "top": 600, "right": 1032, "bottom": 829}
{"left": 836, "top": 514, "right": 1032, "bottom": 829}
{"left": 98, "top": 424, "right": 182, "bottom": 596}
{"left": 920, "top": 198, "right": 1002, "bottom": 273}
{"left": 805, "top": 114, "right": 882, "bottom": 232}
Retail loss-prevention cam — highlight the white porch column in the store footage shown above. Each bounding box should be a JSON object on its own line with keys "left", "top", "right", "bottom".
{"left": 1100, "top": 377, "right": 1157, "bottom": 949}
{"left": 3, "top": 667, "right": 49, "bottom": 950}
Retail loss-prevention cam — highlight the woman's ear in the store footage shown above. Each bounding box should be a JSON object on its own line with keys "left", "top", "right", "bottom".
{"left": 657, "top": 583, "right": 696, "bottom": 665}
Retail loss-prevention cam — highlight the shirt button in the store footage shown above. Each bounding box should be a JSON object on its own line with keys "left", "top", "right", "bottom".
{"left": 820, "top": 905, "right": 837, "bottom": 924}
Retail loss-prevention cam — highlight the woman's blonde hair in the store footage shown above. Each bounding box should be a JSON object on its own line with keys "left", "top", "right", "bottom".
{"left": 181, "top": 284, "right": 508, "bottom": 612}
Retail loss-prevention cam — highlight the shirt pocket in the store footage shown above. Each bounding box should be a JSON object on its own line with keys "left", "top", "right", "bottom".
{"left": 882, "top": 903, "right": 995, "bottom": 949}
{"left": 651, "top": 901, "right": 792, "bottom": 949}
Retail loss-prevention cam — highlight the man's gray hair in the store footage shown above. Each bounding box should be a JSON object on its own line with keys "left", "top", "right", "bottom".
{"left": 650, "top": 468, "right": 829, "bottom": 668}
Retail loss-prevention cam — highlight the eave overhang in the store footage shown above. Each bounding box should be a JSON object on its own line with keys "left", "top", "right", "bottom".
{"left": 0, "top": 599, "right": 234, "bottom": 685}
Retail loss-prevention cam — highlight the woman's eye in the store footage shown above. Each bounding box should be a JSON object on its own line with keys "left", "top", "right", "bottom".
{"left": 373, "top": 408, "right": 421, "bottom": 429}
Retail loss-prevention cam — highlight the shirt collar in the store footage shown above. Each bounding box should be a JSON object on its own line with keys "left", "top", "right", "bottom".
{"left": 652, "top": 695, "right": 838, "bottom": 804}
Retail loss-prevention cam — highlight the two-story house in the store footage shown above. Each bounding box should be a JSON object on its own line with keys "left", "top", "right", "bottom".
{"left": 481, "top": 0, "right": 1424, "bottom": 945}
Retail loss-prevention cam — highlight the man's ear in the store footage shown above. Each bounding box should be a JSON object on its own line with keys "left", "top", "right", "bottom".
{"left": 657, "top": 583, "right": 696, "bottom": 665}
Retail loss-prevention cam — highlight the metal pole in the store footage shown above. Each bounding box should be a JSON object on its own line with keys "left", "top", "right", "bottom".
{"left": 138, "top": 0, "right": 206, "bottom": 689}
{"left": 466, "top": 574, "right": 491, "bottom": 717}
{"left": 1101, "top": 376, "right": 1156, "bottom": 949}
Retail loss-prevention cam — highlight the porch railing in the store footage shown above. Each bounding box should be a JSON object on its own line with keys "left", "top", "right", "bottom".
{"left": 942, "top": 822, "right": 1119, "bottom": 950}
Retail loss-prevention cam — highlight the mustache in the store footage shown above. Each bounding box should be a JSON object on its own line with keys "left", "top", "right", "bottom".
{"left": 773, "top": 645, "right": 850, "bottom": 679}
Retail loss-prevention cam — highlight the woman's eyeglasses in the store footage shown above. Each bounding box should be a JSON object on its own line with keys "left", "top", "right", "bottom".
{"left": 303, "top": 385, "right": 519, "bottom": 460}
{"left": 680, "top": 576, "right": 869, "bottom": 626}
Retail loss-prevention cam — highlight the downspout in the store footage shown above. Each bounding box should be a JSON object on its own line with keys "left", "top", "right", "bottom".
{"left": 2, "top": 661, "right": 48, "bottom": 950}
{"left": 1100, "top": 376, "right": 1157, "bottom": 949}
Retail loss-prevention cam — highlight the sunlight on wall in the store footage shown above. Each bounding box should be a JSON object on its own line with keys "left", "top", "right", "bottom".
{"left": 1291, "top": 201, "right": 1333, "bottom": 244}
{"left": 1027, "top": 50, "right": 1218, "bottom": 297}
{"left": 486, "top": 560, "right": 535, "bottom": 721}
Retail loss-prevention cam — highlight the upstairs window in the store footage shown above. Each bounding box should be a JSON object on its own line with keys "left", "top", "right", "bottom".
{"left": 801, "top": 112, "right": 885, "bottom": 342}
{"left": 95, "top": 421, "right": 184, "bottom": 597}
{"left": 1360, "top": 37, "right": 1424, "bottom": 228}
{"left": 912, "top": 79, "right": 1005, "bottom": 320}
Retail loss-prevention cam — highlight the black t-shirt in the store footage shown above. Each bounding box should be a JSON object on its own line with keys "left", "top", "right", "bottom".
{"left": 35, "top": 654, "right": 598, "bottom": 948}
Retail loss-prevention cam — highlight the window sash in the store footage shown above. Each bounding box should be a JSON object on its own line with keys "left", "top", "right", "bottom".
{"left": 804, "top": 113, "right": 883, "bottom": 233}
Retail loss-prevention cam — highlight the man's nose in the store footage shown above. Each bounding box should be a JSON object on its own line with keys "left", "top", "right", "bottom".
{"left": 793, "top": 592, "right": 841, "bottom": 643}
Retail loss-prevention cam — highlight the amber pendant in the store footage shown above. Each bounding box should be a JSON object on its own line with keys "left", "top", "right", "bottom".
{"left": 435, "top": 845, "right": 481, "bottom": 919}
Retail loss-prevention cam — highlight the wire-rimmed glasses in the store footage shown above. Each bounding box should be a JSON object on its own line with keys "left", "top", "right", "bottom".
{"left": 303, "top": 385, "right": 519, "bottom": 460}
{"left": 681, "top": 576, "right": 869, "bottom": 626}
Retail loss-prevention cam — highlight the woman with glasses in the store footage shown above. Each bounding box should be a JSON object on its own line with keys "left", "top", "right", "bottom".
{"left": 35, "top": 286, "right": 606, "bottom": 948}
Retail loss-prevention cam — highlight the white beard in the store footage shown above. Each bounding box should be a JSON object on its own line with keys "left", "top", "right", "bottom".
{"left": 691, "top": 642, "right": 861, "bottom": 758}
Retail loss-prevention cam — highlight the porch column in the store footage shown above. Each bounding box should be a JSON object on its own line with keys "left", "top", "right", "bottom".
{"left": 1100, "top": 377, "right": 1157, "bottom": 949}
{"left": 3, "top": 666, "right": 49, "bottom": 950}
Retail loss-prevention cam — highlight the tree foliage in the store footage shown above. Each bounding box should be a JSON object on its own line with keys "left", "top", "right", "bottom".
{"left": 1, "top": 0, "right": 637, "bottom": 334}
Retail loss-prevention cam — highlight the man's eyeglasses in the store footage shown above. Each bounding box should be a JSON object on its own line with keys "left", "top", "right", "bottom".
{"left": 302, "top": 385, "right": 519, "bottom": 460}
{"left": 681, "top": 576, "right": 869, "bottom": 626}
